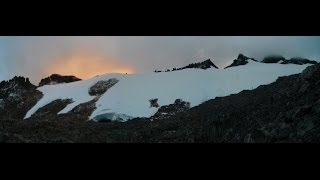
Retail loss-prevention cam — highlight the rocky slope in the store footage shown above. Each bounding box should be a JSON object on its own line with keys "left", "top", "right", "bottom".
{"left": 0, "top": 76, "right": 42, "bottom": 120}
{"left": 0, "top": 62, "right": 319, "bottom": 143}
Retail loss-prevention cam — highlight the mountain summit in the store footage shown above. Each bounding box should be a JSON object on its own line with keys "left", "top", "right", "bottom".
{"left": 39, "top": 74, "right": 81, "bottom": 86}
{"left": 155, "top": 59, "right": 219, "bottom": 73}
{"left": 224, "top": 54, "right": 257, "bottom": 69}
{"left": 175, "top": 59, "right": 219, "bottom": 71}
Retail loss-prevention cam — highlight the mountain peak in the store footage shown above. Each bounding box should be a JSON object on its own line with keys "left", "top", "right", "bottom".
{"left": 261, "top": 55, "right": 318, "bottom": 65}
{"left": 39, "top": 74, "right": 82, "bottom": 87}
{"left": 225, "top": 54, "right": 256, "bottom": 69}
{"left": 0, "top": 76, "right": 35, "bottom": 90}
{"left": 237, "top": 53, "right": 248, "bottom": 61}
{"left": 179, "top": 58, "right": 218, "bottom": 70}
{"left": 281, "top": 57, "right": 318, "bottom": 65}
{"left": 199, "top": 59, "right": 219, "bottom": 69}
{"left": 155, "top": 58, "right": 219, "bottom": 73}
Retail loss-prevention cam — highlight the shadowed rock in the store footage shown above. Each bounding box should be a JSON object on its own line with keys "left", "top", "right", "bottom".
{"left": 225, "top": 54, "right": 257, "bottom": 69}
{"left": 39, "top": 74, "right": 81, "bottom": 86}
{"left": 89, "top": 78, "right": 119, "bottom": 96}
{"left": 281, "top": 57, "right": 318, "bottom": 65}
{"left": 168, "top": 59, "right": 218, "bottom": 72}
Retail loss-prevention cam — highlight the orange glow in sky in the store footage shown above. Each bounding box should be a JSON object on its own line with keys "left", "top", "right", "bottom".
{"left": 43, "top": 49, "right": 135, "bottom": 80}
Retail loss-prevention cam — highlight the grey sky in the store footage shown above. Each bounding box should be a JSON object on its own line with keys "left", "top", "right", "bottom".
{"left": 0, "top": 36, "right": 320, "bottom": 84}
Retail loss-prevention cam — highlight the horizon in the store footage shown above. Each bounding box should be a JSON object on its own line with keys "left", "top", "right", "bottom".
{"left": 1, "top": 55, "right": 318, "bottom": 86}
{"left": 1, "top": 36, "right": 320, "bottom": 84}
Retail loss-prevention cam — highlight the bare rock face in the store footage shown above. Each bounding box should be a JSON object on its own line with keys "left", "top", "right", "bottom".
{"left": 300, "top": 63, "right": 320, "bottom": 80}
{"left": 151, "top": 99, "right": 191, "bottom": 121}
{"left": 39, "top": 74, "right": 81, "bottom": 87}
{"left": 158, "top": 59, "right": 219, "bottom": 73}
{"left": 149, "top": 98, "right": 159, "bottom": 108}
{"left": 177, "top": 59, "right": 219, "bottom": 70}
{"left": 262, "top": 55, "right": 318, "bottom": 65}
{"left": 281, "top": 57, "right": 318, "bottom": 65}
{"left": 0, "top": 99, "right": 4, "bottom": 110}
{"left": 88, "top": 78, "right": 119, "bottom": 96}
{"left": 27, "top": 99, "right": 74, "bottom": 120}
{"left": 225, "top": 54, "right": 257, "bottom": 69}
{"left": 0, "top": 76, "right": 43, "bottom": 120}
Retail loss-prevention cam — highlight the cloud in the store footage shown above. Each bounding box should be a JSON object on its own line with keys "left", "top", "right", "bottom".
{"left": 42, "top": 48, "right": 135, "bottom": 80}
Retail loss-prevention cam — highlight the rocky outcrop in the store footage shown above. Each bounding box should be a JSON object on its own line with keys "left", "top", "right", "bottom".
{"left": 89, "top": 78, "right": 119, "bottom": 96}
{"left": 149, "top": 98, "right": 159, "bottom": 108}
{"left": 225, "top": 54, "right": 318, "bottom": 69}
{"left": 158, "top": 59, "right": 219, "bottom": 73}
{"left": 27, "top": 99, "right": 74, "bottom": 120}
{"left": 281, "top": 57, "right": 318, "bottom": 65}
{"left": 151, "top": 99, "right": 190, "bottom": 121}
{"left": 224, "top": 54, "right": 257, "bottom": 69}
{"left": 39, "top": 74, "right": 81, "bottom": 86}
{"left": 0, "top": 76, "right": 34, "bottom": 90}
{"left": 178, "top": 59, "right": 219, "bottom": 70}
{"left": 262, "top": 55, "right": 318, "bottom": 65}
{"left": 0, "top": 76, "right": 43, "bottom": 120}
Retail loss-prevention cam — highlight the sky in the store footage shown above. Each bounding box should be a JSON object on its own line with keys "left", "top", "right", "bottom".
{"left": 0, "top": 36, "right": 320, "bottom": 84}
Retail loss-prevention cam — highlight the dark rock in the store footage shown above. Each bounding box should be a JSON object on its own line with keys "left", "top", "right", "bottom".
{"left": 176, "top": 59, "right": 219, "bottom": 71}
{"left": 297, "top": 117, "right": 315, "bottom": 136}
{"left": 281, "top": 57, "right": 318, "bottom": 65}
{"left": 0, "top": 132, "right": 7, "bottom": 143}
{"left": 71, "top": 97, "right": 99, "bottom": 116}
{"left": 29, "top": 99, "right": 74, "bottom": 120}
{"left": 89, "top": 78, "right": 119, "bottom": 96}
{"left": 300, "top": 63, "right": 320, "bottom": 80}
{"left": 149, "top": 98, "right": 159, "bottom": 108}
{"left": 0, "top": 76, "right": 43, "bottom": 120}
{"left": 151, "top": 99, "right": 190, "bottom": 120}
{"left": 0, "top": 99, "right": 4, "bottom": 110}
{"left": 238, "top": 54, "right": 250, "bottom": 61}
{"left": 39, "top": 74, "right": 81, "bottom": 86}
{"left": 261, "top": 55, "right": 318, "bottom": 65}
{"left": 277, "top": 127, "right": 291, "bottom": 140}
{"left": 0, "top": 76, "right": 35, "bottom": 90}
{"left": 225, "top": 54, "right": 257, "bottom": 69}
{"left": 244, "top": 133, "right": 254, "bottom": 143}
{"left": 299, "top": 81, "right": 310, "bottom": 93}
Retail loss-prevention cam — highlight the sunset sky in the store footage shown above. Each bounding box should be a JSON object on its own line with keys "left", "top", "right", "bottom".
{"left": 1, "top": 36, "right": 320, "bottom": 84}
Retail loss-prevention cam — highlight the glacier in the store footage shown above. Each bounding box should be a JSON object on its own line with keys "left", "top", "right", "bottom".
{"left": 24, "top": 60, "right": 312, "bottom": 121}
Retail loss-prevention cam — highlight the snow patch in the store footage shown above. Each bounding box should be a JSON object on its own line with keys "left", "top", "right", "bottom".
{"left": 24, "top": 74, "right": 124, "bottom": 119}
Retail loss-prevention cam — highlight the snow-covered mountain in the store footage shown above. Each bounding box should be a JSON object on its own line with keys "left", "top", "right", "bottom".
{"left": 23, "top": 55, "right": 316, "bottom": 122}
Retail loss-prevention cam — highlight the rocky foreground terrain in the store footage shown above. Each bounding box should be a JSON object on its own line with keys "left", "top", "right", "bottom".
{"left": 0, "top": 57, "right": 320, "bottom": 143}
